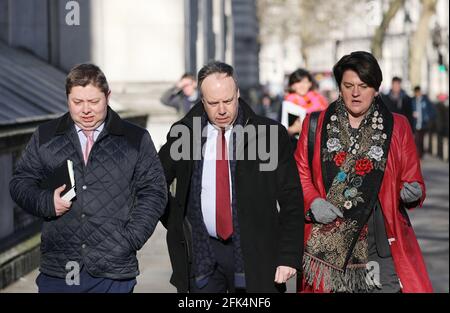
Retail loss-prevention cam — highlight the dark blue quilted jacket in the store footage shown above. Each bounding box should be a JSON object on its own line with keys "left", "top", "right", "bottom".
{"left": 10, "top": 107, "right": 167, "bottom": 280}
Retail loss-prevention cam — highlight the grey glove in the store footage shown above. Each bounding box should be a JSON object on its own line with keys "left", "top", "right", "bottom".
{"left": 310, "top": 198, "right": 343, "bottom": 224}
{"left": 400, "top": 182, "right": 422, "bottom": 203}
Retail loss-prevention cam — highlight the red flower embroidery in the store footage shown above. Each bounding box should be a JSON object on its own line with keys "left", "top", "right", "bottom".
{"left": 355, "top": 158, "right": 374, "bottom": 176}
{"left": 333, "top": 152, "right": 347, "bottom": 167}
{"left": 358, "top": 224, "right": 369, "bottom": 240}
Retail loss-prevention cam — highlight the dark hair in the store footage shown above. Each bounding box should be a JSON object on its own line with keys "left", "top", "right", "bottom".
{"left": 197, "top": 61, "right": 238, "bottom": 91}
{"left": 288, "top": 68, "right": 315, "bottom": 91}
{"left": 66, "top": 63, "right": 109, "bottom": 97}
{"left": 392, "top": 76, "right": 402, "bottom": 83}
{"left": 181, "top": 72, "right": 196, "bottom": 81}
{"left": 414, "top": 86, "right": 421, "bottom": 93}
{"left": 333, "top": 51, "right": 383, "bottom": 91}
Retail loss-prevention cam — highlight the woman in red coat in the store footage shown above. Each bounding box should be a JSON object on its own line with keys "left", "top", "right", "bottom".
{"left": 295, "top": 51, "right": 433, "bottom": 293}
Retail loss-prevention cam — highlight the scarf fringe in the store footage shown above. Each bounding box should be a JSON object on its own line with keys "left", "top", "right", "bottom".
{"left": 303, "top": 253, "right": 376, "bottom": 293}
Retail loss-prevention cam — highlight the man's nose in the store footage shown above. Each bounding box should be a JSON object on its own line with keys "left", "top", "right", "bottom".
{"left": 82, "top": 103, "right": 91, "bottom": 114}
{"left": 218, "top": 103, "right": 226, "bottom": 114}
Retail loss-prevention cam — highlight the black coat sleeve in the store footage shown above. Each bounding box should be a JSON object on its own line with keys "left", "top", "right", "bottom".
{"left": 403, "top": 96, "right": 415, "bottom": 130}
{"left": 160, "top": 86, "right": 183, "bottom": 111}
{"left": 9, "top": 128, "right": 57, "bottom": 219}
{"left": 122, "top": 131, "right": 168, "bottom": 251}
{"left": 157, "top": 126, "right": 179, "bottom": 228}
{"left": 275, "top": 125, "right": 305, "bottom": 270}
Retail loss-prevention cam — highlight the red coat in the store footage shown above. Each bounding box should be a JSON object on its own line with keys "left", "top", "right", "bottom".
{"left": 295, "top": 111, "right": 433, "bottom": 293}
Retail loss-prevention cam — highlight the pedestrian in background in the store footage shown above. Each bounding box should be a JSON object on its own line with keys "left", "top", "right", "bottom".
{"left": 261, "top": 87, "right": 282, "bottom": 122}
{"left": 411, "top": 86, "right": 437, "bottom": 159}
{"left": 295, "top": 51, "right": 433, "bottom": 293}
{"left": 383, "top": 76, "right": 414, "bottom": 129}
{"left": 281, "top": 68, "right": 328, "bottom": 151}
{"left": 160, "top": 73, "right": 200, "bottom": 117}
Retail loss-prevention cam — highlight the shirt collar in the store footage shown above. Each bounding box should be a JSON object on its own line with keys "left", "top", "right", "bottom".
{"left": 75, "top": 122, "right": 105, "bottom": 134}
{"left": 207, "top": 122, "right": 233, "bottom": 133}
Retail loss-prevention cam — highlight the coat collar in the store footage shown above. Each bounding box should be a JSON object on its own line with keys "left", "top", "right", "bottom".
{"left": 55, "top": 106, "right": 124, "bottom": 136}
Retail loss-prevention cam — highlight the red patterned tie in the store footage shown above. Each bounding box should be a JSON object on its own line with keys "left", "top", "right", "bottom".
{"left": 82, "top": 130, "right": 94, "bottom": 165}
{"left": 216, "top": 129, "right": 233, "bottom": 240}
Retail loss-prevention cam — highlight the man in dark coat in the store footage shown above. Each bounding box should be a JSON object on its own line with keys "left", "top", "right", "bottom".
{"left": 158, "top": 61, "right": 304, "bottom": 293}
{"left": 383, "top": 76, "right": 414, "bottom": 129}
{"left": 9, "top": 64, "right": 167, "bottom": 293}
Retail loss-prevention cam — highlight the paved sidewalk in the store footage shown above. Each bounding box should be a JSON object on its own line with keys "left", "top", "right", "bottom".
{"left": 408, "top": 155, "right": 449, "bottom": 292}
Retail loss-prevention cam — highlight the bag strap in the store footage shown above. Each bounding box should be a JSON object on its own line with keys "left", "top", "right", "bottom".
{"left": 308, "top": 111, "right": 321, "bottom": 171}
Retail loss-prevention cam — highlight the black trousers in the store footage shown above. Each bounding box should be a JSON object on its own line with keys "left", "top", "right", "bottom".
{"left": 189, "top": 237, "right": 242, "bottom": 293}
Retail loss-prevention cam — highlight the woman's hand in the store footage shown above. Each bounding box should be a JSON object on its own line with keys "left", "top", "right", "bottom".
{"left": 400, "top": 182, "right": 422, "bottom": 203}
{"left": 310, "top": 198, "right": 343, "bottom": 224}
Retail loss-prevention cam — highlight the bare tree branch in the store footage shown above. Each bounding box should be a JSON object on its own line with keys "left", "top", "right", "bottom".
{"left": 296, "top": 0, "right": 364, "bottom": 66}
{"left": 370, "top": 0, "right": 406, "bottom": 60}
{"left": 409, "top": 0, "right": 438, "bottom": 87}
{"left": 257, "top": 0, "right": 366, "bottom": 67}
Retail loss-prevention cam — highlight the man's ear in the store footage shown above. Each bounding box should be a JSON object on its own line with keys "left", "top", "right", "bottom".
{"left": 106, "top": 90, "right": 112, "bottom": 103}
{"left": 237, "top": 89, "right": 240, "bottom": 99}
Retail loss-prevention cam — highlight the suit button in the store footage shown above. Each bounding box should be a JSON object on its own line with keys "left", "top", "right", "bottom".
{"left": 82, "top": 244, "right": 86, "bottom": 249}
{"left": 81, "top": 214, "right": 86, "bottom": 219}
{"left": 82, "top": 185, "right": 87, "bottom": 190}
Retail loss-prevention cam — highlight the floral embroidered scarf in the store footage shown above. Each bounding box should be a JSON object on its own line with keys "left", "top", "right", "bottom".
{"left": 303, "top": 96, "right": 393, "bottom": 292}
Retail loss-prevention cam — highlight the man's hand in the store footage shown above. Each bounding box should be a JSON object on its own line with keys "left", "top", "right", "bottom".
{"left": 274, "top": 266, "right": 297, "bottom": 284}
{"left": 54, "top": 184, "right": 72, "bottom": 216}
{"left": 287, "top": 118, "right": 302, "bottom": 136}
{"left": 176, "top": 78, "right": 192, "bottom": 90}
